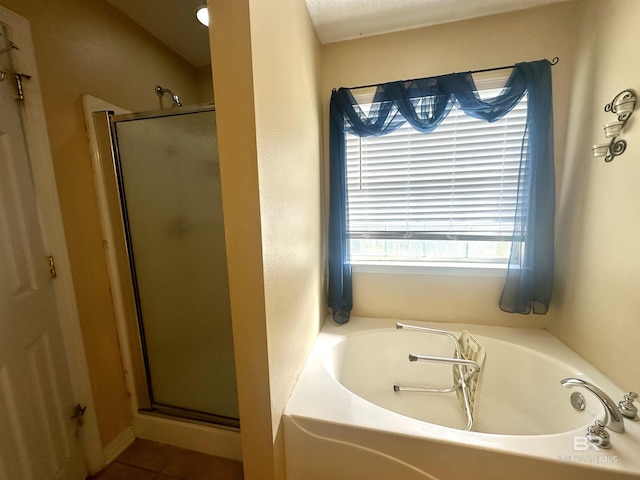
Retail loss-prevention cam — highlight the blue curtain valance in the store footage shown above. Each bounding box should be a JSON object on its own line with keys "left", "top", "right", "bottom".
{"left": 328, "top": 60, "right": 555, "bottom": 323}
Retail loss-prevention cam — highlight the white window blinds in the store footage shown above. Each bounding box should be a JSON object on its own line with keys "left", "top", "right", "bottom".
{"left": 346, "top": 90, "right": 528, "bottom": 241}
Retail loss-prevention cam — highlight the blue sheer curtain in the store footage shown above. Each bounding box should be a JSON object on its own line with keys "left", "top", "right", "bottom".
{"left": 498, "top": 62, "right": 555, "bottom": 314}
{"left": 328, "top": 60, "right": 555, "bottom": 323}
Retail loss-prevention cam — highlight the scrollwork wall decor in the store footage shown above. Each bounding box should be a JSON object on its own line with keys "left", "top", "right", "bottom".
{"left": 593, "top": 89, "right": 636, "bottom": 162}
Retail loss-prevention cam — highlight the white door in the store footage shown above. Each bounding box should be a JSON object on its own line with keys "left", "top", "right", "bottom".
{"left": 0, "top": 11, "right": 86, "bottom": 480}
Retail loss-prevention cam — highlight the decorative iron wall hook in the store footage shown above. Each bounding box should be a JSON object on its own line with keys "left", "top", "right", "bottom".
{"left": 0, "top": 40, "right": 18, "bottom": 55}
{"left": 593, "top": 89, "right": 636, "bottom": 162}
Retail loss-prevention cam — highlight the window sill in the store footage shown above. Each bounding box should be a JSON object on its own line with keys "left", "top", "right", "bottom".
{"left": 350, "top": 261, "right": 508, "bottom": 277}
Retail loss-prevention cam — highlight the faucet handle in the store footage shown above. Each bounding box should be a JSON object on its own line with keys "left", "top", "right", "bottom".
{"left": 619, "top": 392, "right": 638, "bottom": 420}
{"left": 587, "top": 420, "right": 611, "bottom": 449}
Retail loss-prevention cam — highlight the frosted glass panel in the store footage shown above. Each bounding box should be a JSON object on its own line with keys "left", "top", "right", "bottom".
{"left": 114, "top": 110, "right": 238, "bottom": 421}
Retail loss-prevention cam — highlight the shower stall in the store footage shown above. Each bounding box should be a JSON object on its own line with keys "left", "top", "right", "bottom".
{"left": 91, "top": 104, "right": 239, "bottom": 430}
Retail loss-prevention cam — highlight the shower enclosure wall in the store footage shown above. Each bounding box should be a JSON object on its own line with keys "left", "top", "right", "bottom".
{"left": 92, "top": 105, "right": 239, "bottom": 430}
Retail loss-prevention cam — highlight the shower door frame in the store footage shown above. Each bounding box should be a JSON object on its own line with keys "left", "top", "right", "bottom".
{"left": 92, "top": 105, "right": 240, "bottom": 429}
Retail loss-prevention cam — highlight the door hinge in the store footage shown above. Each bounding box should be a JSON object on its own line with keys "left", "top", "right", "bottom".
{"left": 47, "top": 255, "right": 57, "bottom": 278}
{"left": 14, "top": 72, "right": 32, "bottom": 101}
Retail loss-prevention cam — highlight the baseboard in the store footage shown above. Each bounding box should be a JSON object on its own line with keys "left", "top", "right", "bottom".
{"left": 132, "top": 412, "right": 242, "bottom": 460}
{"left": 102, "top": 426, "right": 136, "bottom": 465}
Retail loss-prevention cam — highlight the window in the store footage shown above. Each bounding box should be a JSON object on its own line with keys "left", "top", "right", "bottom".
{"left": 345, "top": 80, "right": 528, "bottom": 265}
{"left": 329, "top": 60, "right": 555, "bottom": 320}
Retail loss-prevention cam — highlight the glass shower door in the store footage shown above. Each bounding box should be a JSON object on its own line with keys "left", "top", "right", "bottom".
{"left": 111, "top": 107, "right": 238, "bottom": 425}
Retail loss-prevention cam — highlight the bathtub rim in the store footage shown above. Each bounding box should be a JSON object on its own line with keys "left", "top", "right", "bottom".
{"left": 284, "top": 315, "right": 640, "bottom": 476}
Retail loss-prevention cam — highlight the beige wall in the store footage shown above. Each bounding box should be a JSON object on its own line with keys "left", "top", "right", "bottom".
{"left": 196, "top": 65, "right": 215, "bottom": 104}
{"left": 251, "top": 0, "right": 323, "bottom": 474}
{"left": 0, "top": 0, "right": 207, "bottom": 447}
{"left": 320, "top": 2, "right": 580, "bottom": 327}
{"left": 549, "top": 0, "right": 640, "bottom": 390}
{"left": 209, "top": 0, "right": 323, "bottom": 478}
{"left": 208, "top": 0, "right": 272, "bottom": 476}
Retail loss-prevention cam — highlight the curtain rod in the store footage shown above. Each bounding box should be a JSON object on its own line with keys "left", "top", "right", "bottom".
{"left": 342, "top": 57, "right": 559, "bottom": 92}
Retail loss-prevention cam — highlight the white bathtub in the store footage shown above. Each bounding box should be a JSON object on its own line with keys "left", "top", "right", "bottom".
{"left": 284, "top": 316, "right": 640, "bottom": 480}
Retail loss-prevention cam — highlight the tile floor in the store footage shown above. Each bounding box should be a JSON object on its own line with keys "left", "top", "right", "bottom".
{"left": 87, "top": 438, "right": 244, "bottom": 480}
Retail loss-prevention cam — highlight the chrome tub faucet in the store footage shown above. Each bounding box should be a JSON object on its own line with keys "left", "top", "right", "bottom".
{"left": 561, "top": 377, "right": 625, "bottom": 433}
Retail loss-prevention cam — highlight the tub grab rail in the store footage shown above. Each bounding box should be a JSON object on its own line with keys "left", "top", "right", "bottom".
{"left": 393, "top": 322, "right": 486, "bottom": 431}
{"left": 408, "top": 354, "right": 481, "bottom": 385}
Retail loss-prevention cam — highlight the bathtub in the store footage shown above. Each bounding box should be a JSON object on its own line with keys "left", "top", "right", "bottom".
{"left": 284, "top": 316, "right": 640, "bottom": 480}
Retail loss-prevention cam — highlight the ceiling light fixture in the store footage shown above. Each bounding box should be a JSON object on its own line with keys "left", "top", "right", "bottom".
{"left": 196, "top": 6, "right": 209, "bottom": 27}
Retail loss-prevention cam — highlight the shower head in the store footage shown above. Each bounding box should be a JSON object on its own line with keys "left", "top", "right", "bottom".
{"left": 155, "top": 85, "right": 183, "bottom": 107}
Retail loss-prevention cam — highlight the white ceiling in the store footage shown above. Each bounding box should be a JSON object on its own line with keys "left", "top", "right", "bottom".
{"left": 105, "top": 0, "right": 569, "bottom": 67}
{"left": 307, "top": 0, "right": 570, "bottom": 44}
